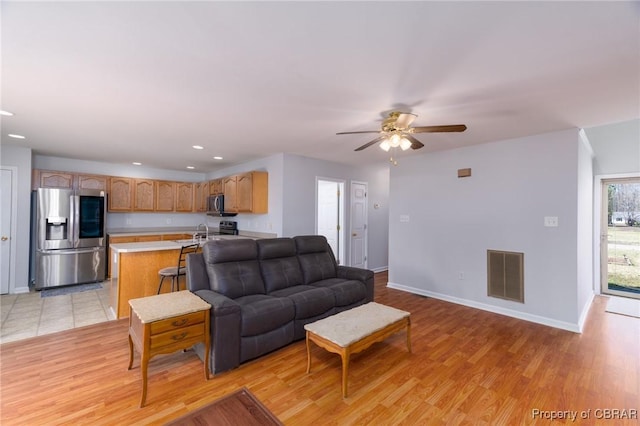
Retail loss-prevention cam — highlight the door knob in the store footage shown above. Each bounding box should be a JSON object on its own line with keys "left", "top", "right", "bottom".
{"left": 1, "top": 236, "right": 8, "bottom": 241}
{"left": 352, "top": 233, "right": 357, "bottom": 237}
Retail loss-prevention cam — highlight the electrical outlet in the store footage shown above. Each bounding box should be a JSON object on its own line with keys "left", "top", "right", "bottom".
{"left": 166, "top": 218, "right": 172, "bottom": 225}
{"left": 400, "top": 214, "right": 410, "bottom": 223}
{"left": 458, "top": 271, "right": 465, "bottom": 280}
{"left": 544, "top": 216, "right": 558, "bottom": 227}
{"left": 125, "top": 218, "right": 132, "bottom": 225}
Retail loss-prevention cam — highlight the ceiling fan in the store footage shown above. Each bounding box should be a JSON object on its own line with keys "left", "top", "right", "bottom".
{"left": 337, "top": 111, "right": 467, "bottom": 153}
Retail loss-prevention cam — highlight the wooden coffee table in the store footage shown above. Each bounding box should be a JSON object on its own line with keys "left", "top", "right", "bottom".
{"left": 304, "top": 302, "right": 411, "bottom": 398}
{"left": 128, "top": 291, "right": 211, "bottom": 407}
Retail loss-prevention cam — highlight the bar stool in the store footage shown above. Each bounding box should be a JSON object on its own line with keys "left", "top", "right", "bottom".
{"left": 157, "top": 243, "right": 200, "bottom": 294}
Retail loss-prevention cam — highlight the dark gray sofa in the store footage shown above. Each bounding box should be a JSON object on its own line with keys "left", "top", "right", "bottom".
{"left": 186, "top": 235, "right": 374, "bottom": 374}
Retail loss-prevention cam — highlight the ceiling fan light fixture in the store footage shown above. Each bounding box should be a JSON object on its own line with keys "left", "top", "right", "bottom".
{"left": 379, "top": 139, "right": 391, "bottom": 151}
{"left": 400, "top": 137, "right": 412, "bottom": 151}
{"left": 389, "top": 133, "right": 401, "bottom": 148}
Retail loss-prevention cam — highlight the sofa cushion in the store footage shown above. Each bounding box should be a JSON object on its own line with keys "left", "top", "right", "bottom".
{"left": 294, "top": 236, "right": 337, "bottom": 284}
{"left": 203, "top": 240, "right": 266, "bottom": 299}
{"left": 234, "top": 294, "right": 295, "bottom": 337}
{"left": 257, "top": 238, "right": 304, "bottom": 292}
{"left": 311, "top": 278, "right": 367, "bottom": 307}
{"left": 269, "top": 285, "right": 335, "bottom": 319}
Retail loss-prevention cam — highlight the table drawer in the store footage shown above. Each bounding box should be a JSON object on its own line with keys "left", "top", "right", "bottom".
{"left": 150, "top": 311, "right": 206, "bottom": 335}
{"left": 150, "top": 323, "right": 205, "bottom": 349}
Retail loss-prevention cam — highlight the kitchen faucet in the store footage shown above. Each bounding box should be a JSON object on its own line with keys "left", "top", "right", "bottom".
{"left": 195, "top": 223, "right": 209, "bottom": 241}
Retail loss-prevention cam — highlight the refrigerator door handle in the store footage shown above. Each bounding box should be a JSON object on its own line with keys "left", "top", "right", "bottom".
{"left": 39, "top": 247, "right": 103, "bottom": 255}
{"left": 71, "top": 194, "right": 79, "bottom": 247}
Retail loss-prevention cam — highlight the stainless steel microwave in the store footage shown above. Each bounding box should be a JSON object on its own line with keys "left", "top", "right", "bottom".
{"left": 206, "top": 194, "right": 237, "bottom": 217}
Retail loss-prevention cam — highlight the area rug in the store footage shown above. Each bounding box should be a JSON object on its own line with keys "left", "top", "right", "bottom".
{"left": 606, "top": 296, "right": 640, "bottom": 319}
{"left": 40, "top": 283, "right": 103, "bottom": 298}
{"left": 164, "top": 387, "right": 283, "bottom": 426}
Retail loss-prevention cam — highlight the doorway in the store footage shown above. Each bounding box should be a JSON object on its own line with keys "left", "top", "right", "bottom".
{"left": 600, "top": 177, "right": 640, "bottom": 299}
{"left": 316, "top": 178, "right": 345, "bottom": 265}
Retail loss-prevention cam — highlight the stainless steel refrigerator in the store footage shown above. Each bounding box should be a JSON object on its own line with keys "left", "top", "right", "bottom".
{"left": 31, "top": 188, "right": 107, "bottom": 289}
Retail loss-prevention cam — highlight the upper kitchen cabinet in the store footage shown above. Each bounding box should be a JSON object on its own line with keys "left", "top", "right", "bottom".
{"left": 194, "top": 181, "right": 209, "bottom": 212}
{"left": 209, "top": 179, "right": 222, "bottom": 196}
{"left": 155, "top": 181, "right": 175, "bottom": 212}
{"left": 175, "top": 182, "right": 194, "bottom": 212}
{"left": 109, "top": 177, "right": 134, "bottom": 211}
{"left": 222, "top": 176, "right": 238, "bottom": 211}
{"left": 34, "top": 170, "right": 74, "bottom": 189}
{"left": 33, "top": 169, "right": 108, "bottom": 191}
{"left": 77, "top": 174, "right": 108, "bottom": 191}
{"left": 223, "top": 171, "right": 268, "bottom": 213}
{"left": 134, "top": 179, "right": 155, "bottom": 211}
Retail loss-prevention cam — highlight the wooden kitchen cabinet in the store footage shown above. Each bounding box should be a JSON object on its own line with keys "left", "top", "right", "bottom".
{"left": 109, "top": 177, "right": 134, "bottom": 211}
{"left": 209, "top": 179, "right": 222, "bottom": 196}
{"left": 175, "top": 182, "right": 194, "bottom": 212}
{"left": 155, "top": 181, "right": 175, "bottom": 212}
{"left": 222, "top": 176, "right": 238, "bottom": 211}
{"left": 37, "top": 170, "right": 74, "bottom": 189}
{"left": 134, "top": 179, "right": 155, "bottom": 211}
{"left": 161, "top": 233, "right": 193, "bottom": 241}
{"left": 236, "top": 171, "right": 268, "bottom": 213}
{"left": 77, "top": 174, "right": 108, "bottom": 191}
{"left": 194, "top": 182, "right": 209, "bottom": 212}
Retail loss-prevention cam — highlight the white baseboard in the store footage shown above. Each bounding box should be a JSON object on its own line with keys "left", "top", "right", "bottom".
{"left": 372, "top": 266, "right": 388, "bottom": 273}
{"left": 387, "top": 281, "right": 584, "bottom": 334}
{"left": 577, "top": 292, "right": 595, "bottom": 332}
{"left": 12, "top": 285, "right": 30, "bottom": 294}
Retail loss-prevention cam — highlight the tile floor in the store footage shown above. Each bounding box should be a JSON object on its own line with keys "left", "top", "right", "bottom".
{"left": 0, "top": 281, "right": 115, "bottom": 344}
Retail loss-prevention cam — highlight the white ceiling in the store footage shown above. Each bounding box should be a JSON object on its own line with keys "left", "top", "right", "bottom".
{"left": 1, "top": 1, "right": 638, "bottom": 172}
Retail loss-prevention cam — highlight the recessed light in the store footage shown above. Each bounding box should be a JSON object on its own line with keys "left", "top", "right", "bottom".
{"left": 8, "top": 134, "right": 25, "bottom": 139}
{"left": 0, "top": 110, "right": 14, "bottom": 116}
{"left": 186, "top": 166, "right": 195, "bottom": 170}
{"left": 192, "top": 145, "right": 204, "bottom": 150}
{"left": 132, "top": 162, "right": 142, "bottom": 166}
{"left": 213, "top": 156, "right": 223, "bottom": 160}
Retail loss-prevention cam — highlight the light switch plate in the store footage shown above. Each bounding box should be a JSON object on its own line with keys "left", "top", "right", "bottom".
{"left": 400, "top": 214, "right": 410, "bottom": 223}
{"left": 544, "top": 216, "right": 559, "bottom": 227}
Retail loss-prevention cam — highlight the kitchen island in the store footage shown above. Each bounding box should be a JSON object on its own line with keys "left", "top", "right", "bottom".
{"left": 109, "top": 236, "right": 251, "bottom": 319}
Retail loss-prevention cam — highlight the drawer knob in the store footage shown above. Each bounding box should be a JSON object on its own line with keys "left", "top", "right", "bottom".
{"left": 172, "top": 319, "right": 188, "bottom": 327}
{"left": 171, "top": 332, "right": 188, "bottom": 341}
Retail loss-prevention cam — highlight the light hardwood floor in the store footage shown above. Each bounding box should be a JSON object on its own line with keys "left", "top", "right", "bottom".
{"left": 1, "top": 272, "right": 638, "bottom": 425}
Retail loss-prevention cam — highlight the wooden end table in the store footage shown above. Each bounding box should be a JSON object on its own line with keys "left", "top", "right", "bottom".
{"left": 128, "top": 290, "right": 211, "bottom": 407}
{"left": 305, "top": 302, "right": 411, "bottom": 398}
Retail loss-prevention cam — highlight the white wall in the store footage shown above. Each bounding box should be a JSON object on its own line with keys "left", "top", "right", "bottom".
{"left": 585, "top": 119, "right": 640, "bottom": 175}
{"left": 576, "top": 131, "right": 594, "bottom": 330}
{"left": 388, "top": 129, "right": 585, "bottom": 331}
{"left": 0, "top": 145, "right": 33, "bottom": 293}
{"left": 278, "top": 154, "right": 389, "bottom": 270}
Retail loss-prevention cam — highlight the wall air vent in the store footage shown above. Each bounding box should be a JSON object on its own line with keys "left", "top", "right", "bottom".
{"left": 487, "top": 250, "right": 524, "bottom": 303}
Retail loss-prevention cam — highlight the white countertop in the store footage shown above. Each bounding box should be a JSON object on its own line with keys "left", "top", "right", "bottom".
{"left": 110, "top": 235, "right": 253, "bottom": 253}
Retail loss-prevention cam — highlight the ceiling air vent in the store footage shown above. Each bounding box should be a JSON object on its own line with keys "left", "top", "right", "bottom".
{"left": 487, "top": 250, "right": 524, "bottom": 303}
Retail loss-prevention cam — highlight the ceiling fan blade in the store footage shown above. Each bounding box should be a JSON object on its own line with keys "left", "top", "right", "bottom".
{"left": 411, "top": 124, "right": 467, "bottom": 133}
{"left": 394, "top": 113, "right": 417, "bottom": 129}
{"left": 336, "top": 130, "right": 380, "bottom": 135}
{"left": 354, "top": 136, "right": 386, "bottom": 151}
{"left": 405, "top": 135, "right": 424, "bottom": 150}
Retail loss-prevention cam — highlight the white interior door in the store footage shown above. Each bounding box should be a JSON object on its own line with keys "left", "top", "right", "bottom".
{"left": 350, "top": 181, "right": 368, "bottom": 268}
{"left": 316, "top": 179, "right": 345, "bottom": 264}
{"left": 1, "top": 168, "right": 14, "bottom": 294}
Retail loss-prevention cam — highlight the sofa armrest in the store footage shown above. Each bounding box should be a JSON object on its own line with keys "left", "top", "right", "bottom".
{"left": 192, "top": 289, "right": 242, "bottom": 374}
{"left": 337, "top": 265, "right": 375, "bottom": 303}
{"left": 186, "top": 253, "right": 209, "bottom": 292}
